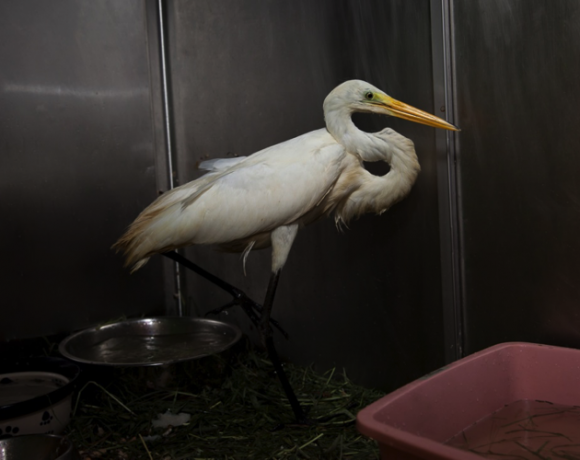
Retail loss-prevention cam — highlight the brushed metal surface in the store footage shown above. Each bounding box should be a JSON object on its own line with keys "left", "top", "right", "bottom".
{"left": 0, "top": 1, "right": 167, "bottom": 339}
{"left": 431, "top": 0, "right": 465, "bottom": 362}
{"left": 165, "top": 0, "right": 445, "bottom": 389}
{"left": 59, "top": 317, "right": 242, "bottom": 366}
{"left": 453, "top": 0, "right": 580, "bottom": 353}
{"left": 0, "top": 0, "right": 453, "bottom": 389}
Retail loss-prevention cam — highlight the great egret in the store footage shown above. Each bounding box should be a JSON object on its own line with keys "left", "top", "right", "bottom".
{"left": 114, "top": 80, "right": 458, "bottom": 421}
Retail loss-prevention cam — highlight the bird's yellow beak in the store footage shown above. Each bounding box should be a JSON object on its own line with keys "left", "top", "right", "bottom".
{"left": 376, "top": 94, "right": 460, "bottom": 131}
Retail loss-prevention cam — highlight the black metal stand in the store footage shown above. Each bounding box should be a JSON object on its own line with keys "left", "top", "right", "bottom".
{"left": 162, "top": 251, "right": 287, "bottom": 338}
{"left": 162, "top": 250, "right": 307, "bottom": 422}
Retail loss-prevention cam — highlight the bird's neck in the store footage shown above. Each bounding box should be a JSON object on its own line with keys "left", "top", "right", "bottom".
{"left": 324, "top": 107, "right": 421, "bottom": 223}
{"left": 335, "top": 146, "right": 420, "bottom": 223}
{"left": 325, "top": 105, "right": 420, "bottom": 170}
{"left": 325, "top": 107, "right": 383, "bottom": 160}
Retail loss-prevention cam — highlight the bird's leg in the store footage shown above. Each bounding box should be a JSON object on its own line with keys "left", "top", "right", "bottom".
{"left": 257, "top": 225, "right": 307, "bottom": 423}
{"left": 259, "top": 270, "right": 281, "bottom": 336}
{"left": 161, "top": 251, "right": 288, "bottom": 338}
{"left": 260, "top": 269, "right": 307, "bottom": 424}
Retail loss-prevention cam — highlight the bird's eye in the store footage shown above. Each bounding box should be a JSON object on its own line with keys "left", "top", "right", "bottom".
{"left": 365, "top": 92, "right": 374, "bottom": 100}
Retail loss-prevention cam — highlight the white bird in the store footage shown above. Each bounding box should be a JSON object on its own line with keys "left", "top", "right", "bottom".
{"left": 114, "top": 80, "right": 457, "bottom": 275}
{"left": 113, "top": 79, "right": 458, "bottom": 421}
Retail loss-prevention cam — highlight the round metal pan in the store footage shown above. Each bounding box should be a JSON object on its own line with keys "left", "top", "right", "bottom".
{"left": 59, "top": 317, "right": 242, "bottom": 366}
{"left": 0, "top": 434, "right": 80, "bottom": 460}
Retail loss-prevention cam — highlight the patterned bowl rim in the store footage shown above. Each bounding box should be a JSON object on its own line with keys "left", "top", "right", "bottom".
{"left": 0, "top": 357, "right": 80, "bottom": 421}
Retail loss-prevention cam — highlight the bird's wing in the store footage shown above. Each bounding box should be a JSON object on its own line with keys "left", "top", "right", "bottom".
{"left": 166, "top": 129, "right": 346, "bottom": 246}
{"left": 199, "top": 156, "right": 247, "bottom": 172}
{"left": 115, "top": 129, "right": 346, "bottom": 264}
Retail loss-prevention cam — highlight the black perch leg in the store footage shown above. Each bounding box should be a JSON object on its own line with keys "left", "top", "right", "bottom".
{"left": 162, "top": 251, "right": 288, "bottom": 338}
{"left": 163, "top": 250, "right": 242, "bottom": 297}
{"left": 162, "top": 251, "right": 307, "bottom": 422}
{"left": 205, "top": 300, "right": 288, "bottom": 340}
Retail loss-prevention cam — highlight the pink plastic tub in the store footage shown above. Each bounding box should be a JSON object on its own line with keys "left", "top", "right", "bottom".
{"left": 357, "top": 342, "right": 580, "bottom": 460}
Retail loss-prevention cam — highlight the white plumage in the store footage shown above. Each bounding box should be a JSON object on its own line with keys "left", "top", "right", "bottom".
{"left": 113, "top": 80, "right": 458, "bottom": 275}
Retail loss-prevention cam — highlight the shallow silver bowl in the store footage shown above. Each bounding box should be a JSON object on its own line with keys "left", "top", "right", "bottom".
{"left": 0, "top": 434, "right": 80, "bottom": 460}
{"left": 59, "top": 317, "right": 242, "bottom": 366}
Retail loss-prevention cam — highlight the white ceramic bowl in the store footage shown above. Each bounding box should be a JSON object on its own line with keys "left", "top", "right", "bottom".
{"left": 0, "top": 358, "right": 80, "bottom": 436}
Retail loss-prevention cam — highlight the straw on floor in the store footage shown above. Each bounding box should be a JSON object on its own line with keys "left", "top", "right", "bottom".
{"left": 66, "top": 340, "right": 383, "bottom": 459}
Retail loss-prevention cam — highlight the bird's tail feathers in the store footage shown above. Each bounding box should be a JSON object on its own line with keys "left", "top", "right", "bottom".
{"left": 129, "top": 257, "right": 150, "bottom": 273}
{"left": 111, "top": 232, "right": 148, "bottom": 272}
{"left": 112, "top": 204, "right": 170, "bottom": 272}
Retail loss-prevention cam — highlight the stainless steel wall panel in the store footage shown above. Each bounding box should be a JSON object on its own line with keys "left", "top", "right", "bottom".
{"left": 166, "top": 0, "right": 445, "bottom": 389}
{"left": 453, "top": 0, "right": 580, "bottom": 353}
{"left": 431, "top": 0, "right": 464, "bottom": 362}
{"left": 0, "top": 1, "right": 166, "bottom": 339}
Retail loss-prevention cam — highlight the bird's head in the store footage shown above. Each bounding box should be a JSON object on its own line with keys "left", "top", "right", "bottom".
{"left": 324, "top": 80, "right": 459, "bottom": 131}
